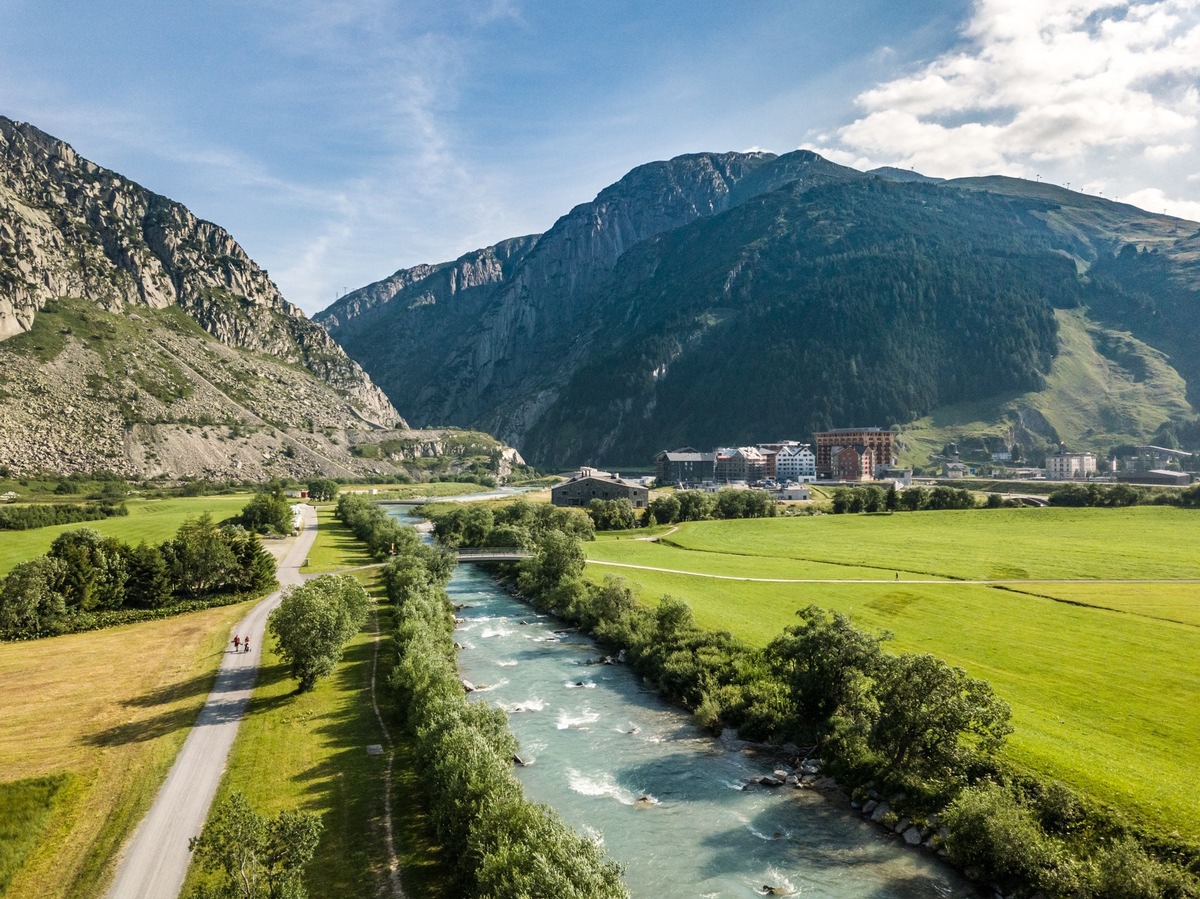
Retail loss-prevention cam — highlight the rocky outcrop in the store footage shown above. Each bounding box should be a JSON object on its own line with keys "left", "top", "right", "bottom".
{"left": 0, "top": 115, "right": 397, "bottom": 426}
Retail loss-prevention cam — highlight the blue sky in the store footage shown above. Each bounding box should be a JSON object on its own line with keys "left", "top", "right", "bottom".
{"left": 3, "top": 1, "right": 1198, "bottom": 315}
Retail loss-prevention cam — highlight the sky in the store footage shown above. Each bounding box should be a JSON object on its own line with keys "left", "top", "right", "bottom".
{"left": 2, "top": 0, "right": 1199, "bottom": 316}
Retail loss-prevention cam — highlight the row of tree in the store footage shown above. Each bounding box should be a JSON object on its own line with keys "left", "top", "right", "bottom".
{"left": 488, "top": 520, "right": 1197, "bottom": 898}
{"left": 1049, "top": 481, "right": 1200, "bottom": 508}
{"left": 423, "top": 498, "right": 595, "bottom": 549}
{"left": 382, "top": 539, "right": 628, "bottom": 897}
{"left": 830, "top": 484, "right": 977, "bottom": 514}
{"left": 335, "top": 493, "right": 426, "bottom": 559}
{"left": 0, "top": 515, "right": 277, "bottom": 640}
{"left": 0, "top": 500, "right": 127, "bottom": 531}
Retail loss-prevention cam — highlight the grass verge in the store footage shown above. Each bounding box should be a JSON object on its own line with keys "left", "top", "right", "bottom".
{"left": 186, "top": 506, "right": 455, "bottom": 896}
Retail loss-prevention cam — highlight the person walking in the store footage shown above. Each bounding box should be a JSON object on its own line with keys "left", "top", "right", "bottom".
{"left": 233, "top": 635, "right": 241, "bottom": 652}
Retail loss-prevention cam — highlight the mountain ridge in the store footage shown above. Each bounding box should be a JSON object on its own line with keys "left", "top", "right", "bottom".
{"left": 321, "top": 150, "right": 1200, "bottom": 468}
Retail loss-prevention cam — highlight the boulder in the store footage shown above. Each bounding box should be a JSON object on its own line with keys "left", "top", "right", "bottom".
{"left": 903, "top": 826, "right": 923, "bottom": 846}
{"left": 870, "top": 802, "right": 891, "bottom": 823}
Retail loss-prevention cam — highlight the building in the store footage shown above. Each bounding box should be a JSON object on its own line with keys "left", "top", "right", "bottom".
{"left": 943, "top": 461, "right": 969, "bottom": 479}
{"left": 834, "top": 444, "right": 874, "bottom": 481}
{"left": 815, "top": 428, "right": 895, "bottom": 479}
{"left": 776, "top": 484, "right": 812, "bottom": 501}
{"left": 1045, "top": 447, "right": 1097, "bottom": 480}
{"left": 654, "top": 449, "right": 716, "bottom": 486}
{"left": 773, "top": 444, "right": 817, "bottom": 482}
{"left": 1116, "top": 469, "right": 1192, "bottom": 487}
{"left": 878, "top": 467, "right": 913, "bottom": 488}
{"left": 551, "top": 467, "right": 649, "bottom": 509}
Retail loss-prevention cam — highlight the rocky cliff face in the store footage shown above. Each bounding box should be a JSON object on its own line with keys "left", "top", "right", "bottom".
{"left": 0, "top": 115, "right": 397, "bottom": 426}
{"left": 319, "top": 149, "right": 866, "bottom": 439}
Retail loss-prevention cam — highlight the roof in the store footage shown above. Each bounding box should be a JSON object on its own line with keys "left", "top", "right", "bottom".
{"left": 661, "top": 452, "right": 715, "bottom": 462}
{"left": 556, "top": 470, "right": 647, "bottom": 490}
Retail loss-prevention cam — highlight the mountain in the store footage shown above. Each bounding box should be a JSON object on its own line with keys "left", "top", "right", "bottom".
{"left": 0, "top": 116, "right": 522, "bottom": 482}
{"left": 321, "top": 150, "right": 1200, "bottom": 469}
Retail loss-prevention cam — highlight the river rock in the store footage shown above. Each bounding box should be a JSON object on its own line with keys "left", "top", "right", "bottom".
{"left": 461, "top": 679, "right": 476, "bottom": 693}
{"left": 903, "top": 826, "right": 923, "bottom": 846}
{"left": 894, "top": 817, "right": 911, "bottom": 834}
{"left": 870, "top": 802, "right": 891, "bottom": 823}
{"left": 758, "top": 775, "right": 785, "bottom": 787}
{"left": 862, "top": 800, "right": 878, "bottom": 815}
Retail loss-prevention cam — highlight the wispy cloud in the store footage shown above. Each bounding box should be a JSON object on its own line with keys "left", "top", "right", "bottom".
{"left": 815, "top": 0, "right": 1200, "bottom": 218}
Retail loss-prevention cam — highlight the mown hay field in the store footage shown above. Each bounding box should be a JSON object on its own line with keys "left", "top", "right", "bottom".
{"left": 583, "top": 506, "right": 1200, "bottom": 841}
{"left": 0, "top": 601, "right": 256, "bottom": 899}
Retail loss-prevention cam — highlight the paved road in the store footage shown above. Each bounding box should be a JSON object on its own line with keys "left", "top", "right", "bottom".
{"left": 104, "top": 505, "right": 319, "bottom": 899}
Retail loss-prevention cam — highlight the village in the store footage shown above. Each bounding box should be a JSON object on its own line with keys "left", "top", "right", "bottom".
{"left": 550, "top": 427, "right": 1195, "bottom": 509}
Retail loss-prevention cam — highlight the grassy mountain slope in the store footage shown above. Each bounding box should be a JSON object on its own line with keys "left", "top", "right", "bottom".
{"left": 899, "top": 310, "right": 1194, "bottom": 466}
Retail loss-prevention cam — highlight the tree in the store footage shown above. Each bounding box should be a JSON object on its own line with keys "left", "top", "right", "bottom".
{"left": 268, "top": 575, "right": 370, "bottom": 692}
{"left": 586, "top": 498, "right": 636, "bottom": 531}
{"left": 122, "top": 542, "right": 173, "bottom": 608}
{"left": 166, "top": 514, "right": 238, "bottom": 598}
{"left": 48, "top": 528, "right": 128, "bottom": 611}
{"left": 675, "top": 490, "right": 714, "bottom": 522}
{"left": 0, "top": 557, "right": 68, "bottom": 639}
{"left": 517, "top": 530, "right": 585, "bottom": 596}
{"left": 868, "top": 652, "right": 1012, "bottom": 779}
{"left": 645, "top": 494, "right": 680, "bottom": 526}
{"left": 188, "top": 792, "right": 322, "bottom": 899}
{"left": 766, "top": 605, "right": 890, "bottom": 740}
{"left": 222, "top": 527, "right": 279, "bottom": 594}
{"left": 305, "top": 478, "right": 338, "bottom": 502}
{"left": 239, "top": 488, "right": 293, "bottom": 535}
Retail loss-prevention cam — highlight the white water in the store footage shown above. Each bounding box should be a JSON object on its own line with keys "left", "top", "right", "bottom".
{"left": 449, "top": 566, "right": 977, "bottom": 898}
{"left": 388, "top": 502, "right": 977, "bottom": 897}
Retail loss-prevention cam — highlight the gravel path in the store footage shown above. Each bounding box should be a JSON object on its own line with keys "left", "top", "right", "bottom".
{"left": 104, "top": 504, "right": 319, "bottom": 899}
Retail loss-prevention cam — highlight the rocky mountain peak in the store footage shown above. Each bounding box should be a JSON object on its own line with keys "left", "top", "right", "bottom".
{"left": 0, "top": 114, "right": 398, "bottom": 426}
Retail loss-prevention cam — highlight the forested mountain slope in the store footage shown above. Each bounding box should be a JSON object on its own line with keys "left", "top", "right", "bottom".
{"left": 322, "top": 153, "right": 1200, "bottom": 468}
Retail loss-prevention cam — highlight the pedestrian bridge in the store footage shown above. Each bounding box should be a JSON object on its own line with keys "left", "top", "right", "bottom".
{"left": 455, "top": 548, "right": 534, "bottom": 563}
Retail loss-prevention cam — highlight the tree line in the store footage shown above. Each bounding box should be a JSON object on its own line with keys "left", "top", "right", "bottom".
{"left": 0, "top": 500, "right": 128, "bottom": 531}
{"left": 382, "top": 531, "right": 628, "bottom": 897}
{"left": 0, "top": 514, "right": 277, "bottom": 640}
{"left": 441, "top": 510, "right": 1197, "bottom": 898}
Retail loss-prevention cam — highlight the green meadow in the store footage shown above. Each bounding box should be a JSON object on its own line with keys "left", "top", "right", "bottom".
{"left": 0, "top": 494, "right": 252, "bottom": 577}
{"left": 584, "top": 506, "right": 1200, "bottom": 841}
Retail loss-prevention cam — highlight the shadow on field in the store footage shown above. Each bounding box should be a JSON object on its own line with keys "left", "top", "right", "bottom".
{"left": 288, "top": 634, "right": 380, "bottom": 813}
{"left": 119, "top": 671, "right": 217, "bottom": 708}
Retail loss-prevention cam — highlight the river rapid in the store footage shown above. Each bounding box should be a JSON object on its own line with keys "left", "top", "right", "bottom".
{"left": 389, "top": 501, "right": 976, "bottom": 897}
{"left": 451, "top": 564, "right": 978, "bottom": 899}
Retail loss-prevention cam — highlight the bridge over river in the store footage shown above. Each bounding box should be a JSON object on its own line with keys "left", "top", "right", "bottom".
{"left": 455, "top": 547, "right": 533, "bottom": 563}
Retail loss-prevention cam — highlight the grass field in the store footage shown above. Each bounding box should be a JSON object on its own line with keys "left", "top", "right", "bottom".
{"left": 583, "top": 506, "right": 1200, "bottom": 842}
{"left": 302, "top": 504, "right": 377, "bottom": 574}
{"left": 0, "top": 600, "right": 256, "bottom": 899}
{"left": 0, "top": 494, "right": 253, "bottom": 577}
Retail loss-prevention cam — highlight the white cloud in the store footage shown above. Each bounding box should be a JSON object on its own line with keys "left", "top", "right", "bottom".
{"left": 815, "top": 0, "right": 1200, "bottom": 214}
{"left": 1122, "top": 187, "right": 1200, "bottom": 220}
